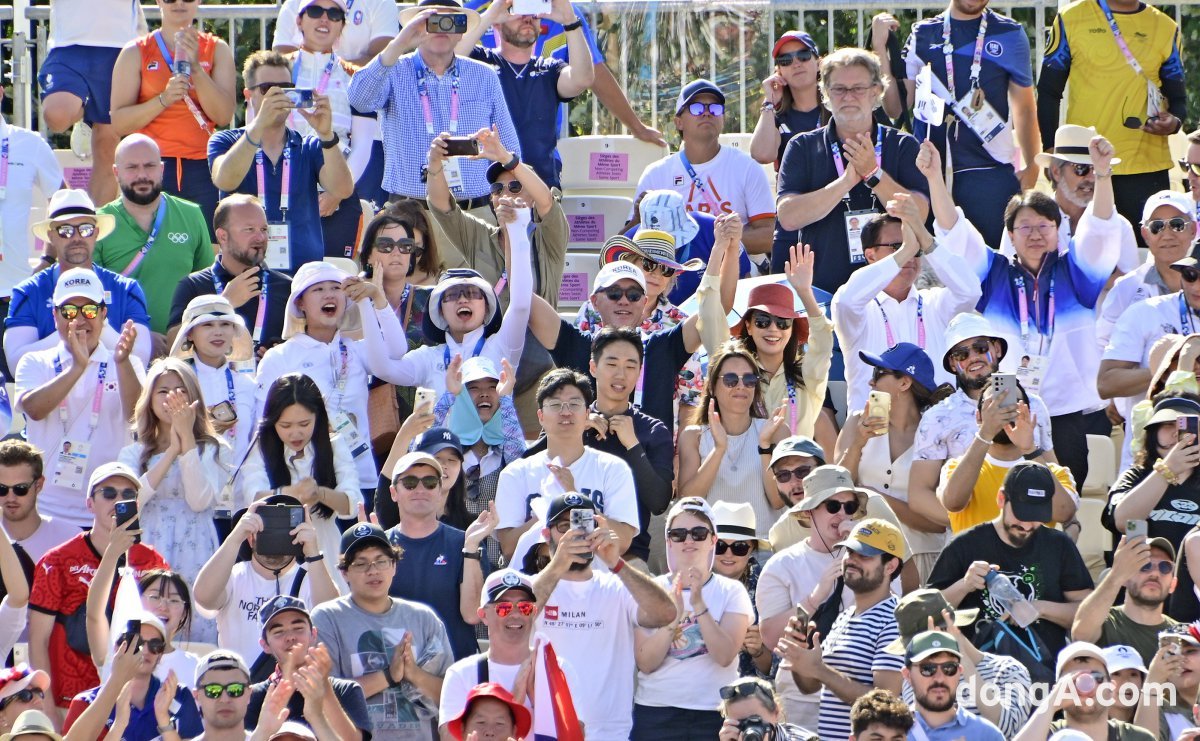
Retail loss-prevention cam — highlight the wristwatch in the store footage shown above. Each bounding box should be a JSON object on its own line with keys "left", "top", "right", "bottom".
{"left": 303, "top": 553, "right": 325, "bottom": 564}
{"left": 864, "top": 170, "right": 882, "bottom": 189}
{"left": 758, "top": 444, "right": 776, "bottom": 456}
{"left": 158, "top": 719, "right": 177, "bottom": 734}
{"left": 1023, "top": 447, "right": 1045, "bottom": 461}
{"left": 562, "top": 18, "right": 583, "bottom": 31}
{"left": 320, "top": 133, "right": 341, "bottom": 150}
{"left": 462, "top": 547, "right": 482, "bottom": 561}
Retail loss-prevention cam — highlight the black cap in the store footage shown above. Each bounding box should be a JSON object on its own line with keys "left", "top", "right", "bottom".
{"left": 414, "top": 427, "right": 463, "bottom": 457}
{"left": 1001, "top": 462, "right": 1056, "bottom": 523}
{"left": 256, "top": 595, "right": 310, "bottom": 634}
{"left": 485, "top": 161, "right": 507, "bottom": 185}
{"left": 340, "top": 522, "right": 392, "bottom": 558}
{"left": 545, "top": 492, "right": 596, "bottom": 526}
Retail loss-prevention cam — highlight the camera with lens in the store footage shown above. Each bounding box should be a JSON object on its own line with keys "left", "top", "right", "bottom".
{"left": 426, "top": 12, "right": 468, "bottom": 34}
{"left": 737, "top": 715, "right": 775, "bottom": 741}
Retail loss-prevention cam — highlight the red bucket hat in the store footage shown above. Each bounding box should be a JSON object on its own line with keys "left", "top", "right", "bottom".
{"left": 446, "top": 683, "right": 533, "bottom": 741}
{"left": 733, "top": 283, "right": 810, "bottom": 345}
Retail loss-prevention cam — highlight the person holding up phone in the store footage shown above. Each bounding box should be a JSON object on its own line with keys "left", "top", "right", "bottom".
{"left": 348, "top": 0, "right": 521, "bottom": 218}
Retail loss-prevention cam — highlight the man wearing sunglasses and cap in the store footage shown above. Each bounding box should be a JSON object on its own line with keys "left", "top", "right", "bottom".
{"left": 27, "top": 462, "right": 167, "bottom": 720}
{"left": 633, "top": 79, "right": 776, "bottom": 260}
{"left": 901, "top": 631, "right": 1003, "bottom": 740}
{"left": 190, "top": 650, "right": 254, "bottom": 740}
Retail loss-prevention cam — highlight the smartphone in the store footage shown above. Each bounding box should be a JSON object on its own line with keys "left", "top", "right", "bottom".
{"left": 414, "top": 387, "right": 437, "bottom": 413}
{"left": 569, "top": 509, "right": 594, "bottom": 563}
{"left": 360, "top": 264, "right": 374, "bottom": 280}
{"left": 511, "top": 0, "right": 551, "bottom": 15}
{"left": 443, "top": 136, "right": 481, "bottom": 157}
{"left": 121, "top": 619, "right": 142, "bottom": 650}
{"left": 426, "top": 12, "right": 469, "bottom": 34}
{"left": 114, "top": 500, "right": 141, "bottom": 544}
{"left": 256, "top": 504, "right": 306, "bottom": 557}
{"left": 283, "top": 88, "right": 315, "bottom": 110}
{"left": 1179, "top": 415, "right": 1200, "bottom": 442}
{"left": 991, "top": 373, "right": 1018, "bottom": 408}
{"left": 1126, "top": 519, "right": 1148, "bottom": 540}
{"left": 1163, "top": 635, "right": 1185, "bottom": 656}
{"left": 794, "top": 604, "right": 814, "bottom": 648}
{"left": 210, "top": 400, "right": 237, "bottom": 424}
{"left": 867, "top": 390, "right": 891, "bottom": 428}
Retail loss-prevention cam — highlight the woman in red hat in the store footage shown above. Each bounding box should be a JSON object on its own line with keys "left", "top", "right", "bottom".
{"left": 751, "top": 31, "right": 823, "bottom": 168}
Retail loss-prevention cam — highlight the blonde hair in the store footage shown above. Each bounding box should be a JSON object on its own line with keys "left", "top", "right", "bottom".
{"left": 819, "top": 47, "right": 886, "bottom": 110}
{"left": 132, "top": 358, "right": 220, "bottom": 471}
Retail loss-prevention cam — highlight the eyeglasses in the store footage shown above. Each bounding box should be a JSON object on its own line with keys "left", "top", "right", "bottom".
{"left": 751, "top": 314, "right": 794, "bottom": 331}
{"left": 54, "top": 223, "right": 97, "bottom": 239}
{"left": 0, "top": 482, "right": 34, "bottom": 497}
{"left": 667, "top": 525, "right": 712, "bottom": 543}
{"left": 492, "top": 601, "right": 537, "bottom": 618}
{"left": 1012, "top": 223, "right": 1057, "bottom": 237}
{"left": 867, "top": 241, "right": 904, "bottom": 251}
{"left": 145, "top": 593, "right": 186, "bottom": 609}
{"left": 373, "top": 237, "right": 421, "bottom": 255}
{"left": 948, "top": 339, "right": 993, "bottom": 364}
{"left": 398, "top": 475, "right": 440, "bottom": 491}
{"left": 621, "top": 254, "right": 676, "bottom": 278}
{"left": 599, "top": 286, "right": 645, "bottom": 303}
{"left": 542, "top": 399, "right": 586, "bottom": 414}
{"left": 685, "top": 102, "right": 725, "bottom": 117}
{"left": 716, "top": 540, "right": 753, "bottom": 556}
{"left": 1181, "top": 267, "right": 1200, "bottom": 284}
{"left": 57, "top": 303, "right": 103, "bottom": 321}
{"left": 1179, "top": 160, "right": 1200, "bottom": 177}
{"left": 250, "top": 81, "right": 293, "bottom": 94}
{"left": 1146, "top": 217, "right": 1192, "bottom": 235}
{"left": 720, "top": 372, "right": 760, "bottom": 388}
{"left": 441, "top": 285, "right": 486, "bottom": 303}
{"left": 347, "top": 558, "right": 394, "bottom": 573}
{"left": 0, "top": 688, "right": 45, "bottom": 711}
{"left": 828, "top": 84, "right": 875, "bottom": 99}
{"left": 302, "top": 4, "right": 346, "bottom": 22}
{"left": 871, "top": 367, "right": 898, "bottom": 382}
{"left": 917, "top": 661, "right": 961, "bottom": 677}
{"left": 775, "top": 50, "right": 815, "bottom": 66}
{"left": 93, "top": 486, "right": 137, "bottom": 501}
{"left": 821, "top": 499, "right": 860, "bottom": 515}
{"left": 773, "top": 465, "right": 813, "bottom": 484}
{"left": 201, "top": 682, "right": 247, "bottom": 699}
{"left": 1141, "top": 560, "right": 1174, "bottom": 575}
{"left": 489, "top": 181, "right": 524, "bottom": 197}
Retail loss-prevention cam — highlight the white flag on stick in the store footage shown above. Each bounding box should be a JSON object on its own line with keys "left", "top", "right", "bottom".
{"left": 914, "top": 64, "right": 946, "bottom": 128}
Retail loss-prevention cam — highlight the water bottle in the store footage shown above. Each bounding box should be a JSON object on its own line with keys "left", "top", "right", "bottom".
{"left": 984, "top": 570, "right": 1039, "bottom": 628}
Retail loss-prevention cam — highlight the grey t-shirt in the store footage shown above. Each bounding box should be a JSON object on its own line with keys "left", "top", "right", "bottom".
{"left": 312, "top": 596, "right": 453, "bottom": 740}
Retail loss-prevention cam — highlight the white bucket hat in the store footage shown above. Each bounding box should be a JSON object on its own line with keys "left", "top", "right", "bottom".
{"left": 170, "top": 295, "right": 254, "bottom": 362}
{"left": 942, "top": 312, "right": 1008, "bottom": 373}
{"left": 282, "top": 261, "right": 363, "bottom": 340}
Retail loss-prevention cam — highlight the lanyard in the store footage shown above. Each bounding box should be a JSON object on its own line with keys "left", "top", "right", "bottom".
{"left": 211, "top": 263, "right": 268, "bottom": 343}
{"left": 633, "top": 334, "right": 650, "bottom": 407}
{"left": 785, "top": 378, "right": 799, "bottom": 434}
{"left": 830, "top": 127, "right": 884, "bottom": 181}
{"left": 224, "top": 366, "right": 237, "bottom": 404}
{"left": 444, "top": 333, "right": 487, "bottom": 368}
{"left": 295, "top": 52, "right": 338, "bottom": 96}
{"left": 875, "top": 295, "right": 925, "bottom": 349}
{"left": 332, "top": 340, "right": 349, "bottom": 408}
{"left": 1014, "top": 273, "right": 1055, "bottom": 351}
{"left": 942, "top": 10, "right": 989, "bottom": 97}
{"left": 1181, "top": 293, "right": 1199, "bottom": 335}
{"left": 256, "top": 145, "right": 292, "bottom": 216}
{"left": 394, "top": 283, "right": 413, "bottom": 325}
{"left": 151, "top": 31, "right": 212, "bottom": 133}
{"left": 52, "top": 356, "right": 108, "bottom": 439}
{"left": 120, "top": 198, "right": 168, "bottom": 278}
{"left": 678, "top": 150, "right": 724, "bottom": 214}
{"left": 0, "top": 136, "right": 8, "bottom": 201}
{"left": 416, "top": 57, "right": 460, "bottom": 136}
{"left": 1096, "top": 0, "right": 1147, "bottom": 77}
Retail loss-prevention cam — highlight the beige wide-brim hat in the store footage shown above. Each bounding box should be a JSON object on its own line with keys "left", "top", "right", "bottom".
{"left": 171, "top": 295, "right": 255, "bottom": 363}
{"left": 31, "top": 189, "right": 116, "bottom": 243}
{"left": 399, "top": 0, "right": 482, "bottom": 36}
{"left": 1034, "top": 124, "right": 1123, "bottom": 168}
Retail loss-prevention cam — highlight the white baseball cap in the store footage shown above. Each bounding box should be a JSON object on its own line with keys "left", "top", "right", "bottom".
{"left": 1142, "top": 190, "right": 1195, "bottom": 224}
{"left": 1103, "top": 644, "right": 1148, "bottom": 674}
{"left": 52, "top": 268, "right": 106, "bottom": 307}
{"left": 592, "top": 261, "right": 647, "bottom": 295}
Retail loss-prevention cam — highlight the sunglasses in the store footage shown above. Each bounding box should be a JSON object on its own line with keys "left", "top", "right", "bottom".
{"left": 492, "top": 601, "right": 537, "bottom": 618}
{"left": 57, "top": 303, "right": 103, "bottom": 321}
{"left": 720, "top": 372, "right": 760, "bottom": 389}
{"left": 600, "top": 286, "right": 645, "bottom": 303}
{"left": 773, "top": 465, "right": 813, "bottom": 484}
{"left": 302, "top": 4, "right": 346, "bottom": 21}
{"left": 0, "top": 482, "right": 34, "bottom": 497}
{"left": 201, "top": 682, "right": 247, "bottom": 699}
{"left": 867, "top": 241, "right": 904, "bottom": 251}
{"left": 1146, "top": 217, "right": 1192, "bottom": 235}
{"left": 373, "top": 237, "right": 421, "bottom": 255}
{"left": 719, "top": 682, "right": 770, "bottom": 701}
{"left": 751, "top": 314, "right": 794, "bottom": 331}
{"left": 441, "top": 285, "right": 486, "bottom": 303}
{"left": 686, "top": 102, "right": 725, "bottom": 117}
{"left": 55, "top": 223, "right": 97, "bottom": 239}
{"left": 93, "top": 486, "right": 138, "bottom": 501}
{"left": 871, "top": 366, "right": 900, "bottom": 383}
{"left": 821, "top": 499, "right": 860, "bottom": 515}
{"left": 621, "top": 253, "right": 676, "bottom": 278}
{"left": 251, "top": 81, "right": 293, "bottom": 94}
{"left": 0, "top": 688, "right": 44, "bottom": 711}
{"left": 130, "top": 637, "right": 167, "bottom": 655}
{"left": 667, "top": 526, "right": 712, "bottom": 543}
{"left": 917, "top": 661, "right": 961, "bottom": 677}
{"left": 489, "top": 181, "right": 524, "bottom": 196}
{"left": 948, "top": 339, "right": 993, "bottom": 364}
{"left": 775, "top": 50, "right": 815, "bottom": 66}
{"left": 398, "top": 475, "right": 440, "bottom": 491}
{"left": 716, "top": 540, "right": 753, "bottom": 556}
{"left": 1179, "top": 160, "right": 1200, "bottom": 177}
{"left": 1181, "top": 267, "right": 1200, "bottom": 284}
{"left": 1141, "top": 560, "right": 1174, "bottom": 575}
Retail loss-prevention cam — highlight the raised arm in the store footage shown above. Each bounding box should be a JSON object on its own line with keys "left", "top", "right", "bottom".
{"left": 551, "top": 0, "right": 595, "bottom": 97}
{"left": 1071, "top": 535, "right": 1144, "bottom": 643}
{"left": 491, "top": 207, "right": 534, "bottom": 365}
{"left": 695, "top": 215, "right": 739, "bottom": 356}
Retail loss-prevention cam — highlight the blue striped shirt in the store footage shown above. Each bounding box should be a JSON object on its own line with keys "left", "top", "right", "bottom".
{"left": 347, "top": 50, "right": 521, "bottom": 199}
{"left": 817, "top": 596, "right": 904, "bottom": 741}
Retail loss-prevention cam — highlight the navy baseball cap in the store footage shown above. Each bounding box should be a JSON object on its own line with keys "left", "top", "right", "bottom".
{"left": 340, "top": 522, "right": 392, "bottom": 557}
{"left": 773, "top": 31, "right": 820, "bottom": 58}
{"left": 414, "top": 427, "right": 463, "bottom": 457}
{"left": 545, "top": 492, "right": 596, "bottom": 526}
{"left": 257, "top": 595, "right": 310, "bottom": 634}
{"left": 676, "top": 79, "right": 725, "bottom": 114}
{"left": 860, "top": 342, "right": 937, "bottom": 394}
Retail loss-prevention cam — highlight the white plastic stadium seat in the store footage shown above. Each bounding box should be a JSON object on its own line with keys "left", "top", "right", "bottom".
{"left": 1082, "top": 433, "right": 1118, "bottom": 498}
{"left": 558, "top": 136, "right": 668, "bottom": 196}
{"left": 558, "top": 252, "right": 602, "bottom": 312}
{"left": 559, "top": 195, "right": 635, "bottom": 252}
{"left": 718, "top": 133, "right": 754, "bottom": 153}
{"left": 1075, "top": 498, "right": 1111, "bottom": 583}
